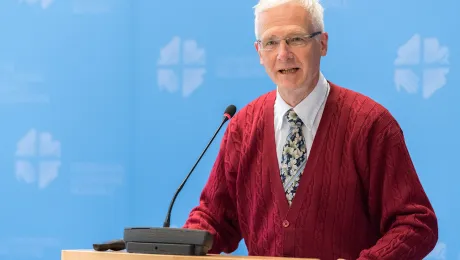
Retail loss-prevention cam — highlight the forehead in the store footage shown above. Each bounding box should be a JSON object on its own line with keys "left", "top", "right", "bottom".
{"left": 257, "top": 2, "right": 312, "bottom": 39}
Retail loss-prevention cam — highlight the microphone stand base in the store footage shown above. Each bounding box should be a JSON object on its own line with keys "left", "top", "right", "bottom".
{"left": 123, "top": 227, "right": 213, "bottom": 256}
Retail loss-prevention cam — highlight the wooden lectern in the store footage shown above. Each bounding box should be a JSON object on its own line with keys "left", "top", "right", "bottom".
{"left": 61, "top": 250, "right": 319, "bottom": 260}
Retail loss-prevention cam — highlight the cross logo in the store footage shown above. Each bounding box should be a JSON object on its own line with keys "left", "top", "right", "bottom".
{"left": 15, "top": 129, "right": 61, "bottom": 189}
{"left": 394, "top": 34, "right": 449, "bottom": 99}
{"left": 156, "top": 36, "right": 206, "bottom": 98}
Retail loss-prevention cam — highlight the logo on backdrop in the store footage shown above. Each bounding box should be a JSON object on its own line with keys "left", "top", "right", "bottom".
{"left": 15, "top": 129, "right": 61, "bottom": 189}
{"left": 394, "top": 34, "right": 449, "bottom": 99}
{"left": 18, "top": 0, "right": 54, "bottom": 9}
{"left": 157, "top": 36, "right": 206, "bottom": 98}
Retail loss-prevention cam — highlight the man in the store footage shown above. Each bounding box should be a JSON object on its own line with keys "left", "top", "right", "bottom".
{"left": 183, "top": 0, "right": 438, "bottom": 259}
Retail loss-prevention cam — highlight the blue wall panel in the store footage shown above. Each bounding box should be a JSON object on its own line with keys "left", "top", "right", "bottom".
{"left": 0, "top": 0, "right": 458, "bottom": 259}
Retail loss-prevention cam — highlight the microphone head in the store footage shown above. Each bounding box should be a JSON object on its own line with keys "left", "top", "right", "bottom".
{"left": 223, "top": 105, "right": 237, "bottom": 120}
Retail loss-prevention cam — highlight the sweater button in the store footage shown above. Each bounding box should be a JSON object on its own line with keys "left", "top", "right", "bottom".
{"left": 282, "top": 220, "right": 289, "bottom": 227}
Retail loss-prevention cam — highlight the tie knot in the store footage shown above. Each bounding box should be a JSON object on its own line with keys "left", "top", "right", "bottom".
{"left": 285, "top": 109, "right": 303, "bottom": 128}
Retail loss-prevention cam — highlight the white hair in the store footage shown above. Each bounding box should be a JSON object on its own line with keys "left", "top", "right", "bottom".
{"left": 253, "top": 0, "right": 325, "bottom": 39}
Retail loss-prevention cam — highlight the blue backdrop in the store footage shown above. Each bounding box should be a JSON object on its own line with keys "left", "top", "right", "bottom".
{"left": 0, "top": 0, "right": 458, "bottom": 259}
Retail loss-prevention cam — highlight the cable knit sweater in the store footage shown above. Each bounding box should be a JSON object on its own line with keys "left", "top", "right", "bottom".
{"left": 183, "top": 82, "right": 438, "bottom": 260}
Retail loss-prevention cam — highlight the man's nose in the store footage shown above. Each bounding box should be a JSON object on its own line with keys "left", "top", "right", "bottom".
{"left": 277, "top": 41, "right": 293, "bottom": 61}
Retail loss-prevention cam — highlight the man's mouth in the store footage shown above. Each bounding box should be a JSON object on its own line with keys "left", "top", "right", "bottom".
{"left": 279, "top": 68, "right": 299, "bottom": 74}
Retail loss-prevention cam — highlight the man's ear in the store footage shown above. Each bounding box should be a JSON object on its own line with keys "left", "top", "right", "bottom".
{"left": 320, "top": 32, "right": 329, "bottom": 56}
{"left": 254, "top": 42, "right": 264, "bottom": 65}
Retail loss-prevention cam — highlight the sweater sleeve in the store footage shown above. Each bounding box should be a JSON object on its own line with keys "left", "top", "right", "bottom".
{"left": 357, "top": 110, "right": 438, "bottom": 260}
{"left": 182, "top": 123, "right": 242, "bottom": 254}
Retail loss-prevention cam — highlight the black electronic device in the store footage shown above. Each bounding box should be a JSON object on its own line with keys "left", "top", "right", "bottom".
{"left": 123, "top": 227, "right": 213, "bottom": 255}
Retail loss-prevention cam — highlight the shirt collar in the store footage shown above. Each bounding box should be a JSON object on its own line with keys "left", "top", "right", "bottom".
{"left": 274, "top": 72, "right": 329, "bottom": 130}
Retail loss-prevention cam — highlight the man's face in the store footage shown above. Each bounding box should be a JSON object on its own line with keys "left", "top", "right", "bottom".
{"left": 255, "top": 2, "right": 328, "bottom": 91}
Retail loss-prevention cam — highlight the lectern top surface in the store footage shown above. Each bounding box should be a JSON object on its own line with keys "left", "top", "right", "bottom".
{"left": 61, "top": 250, "right": 319, "bottom": 260}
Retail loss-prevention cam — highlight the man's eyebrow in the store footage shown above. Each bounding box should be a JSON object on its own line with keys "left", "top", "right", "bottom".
{"left": 286, "top": 30, "right": 308, "bottom": 36}
{"left": 262, "top": 34, "right": 280, "bottom": 39}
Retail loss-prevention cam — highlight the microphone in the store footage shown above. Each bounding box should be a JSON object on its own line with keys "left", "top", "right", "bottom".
{"left": 163, "top": 104, "right": 237, "bottom": 228}
{"left": 122, "top": 104, "right": 237, "bottom": 256}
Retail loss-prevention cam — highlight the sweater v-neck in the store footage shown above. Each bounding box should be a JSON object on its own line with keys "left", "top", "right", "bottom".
{"left": 263, "top": 82, "right": 341, "bottom": 222}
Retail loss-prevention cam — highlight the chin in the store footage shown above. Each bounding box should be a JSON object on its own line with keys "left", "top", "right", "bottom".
{"left": 276, "top": 81, "right": 300, "bottom": 89}
{"left": 275, "top": 78, "right": 304, "bottom": 90}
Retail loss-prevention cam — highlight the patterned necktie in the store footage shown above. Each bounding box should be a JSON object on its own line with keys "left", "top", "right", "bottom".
{"left": 279, "top": 109, "right": 307, "bottom": 206}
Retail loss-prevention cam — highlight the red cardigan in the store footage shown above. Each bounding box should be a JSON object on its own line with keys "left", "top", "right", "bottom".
{"left": 183, "top": 83, "right": 438, "bottom": 260}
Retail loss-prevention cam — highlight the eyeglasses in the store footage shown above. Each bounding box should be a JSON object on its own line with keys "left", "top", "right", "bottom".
{"left": 256, "top": 31, "right": 322, "bottom": 51}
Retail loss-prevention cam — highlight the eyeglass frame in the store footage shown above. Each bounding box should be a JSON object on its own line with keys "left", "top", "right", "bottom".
{"left": 256, "top": 31, "right": 322, "bottom": 51}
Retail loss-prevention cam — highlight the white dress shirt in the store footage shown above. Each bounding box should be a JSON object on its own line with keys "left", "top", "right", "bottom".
{"left": 274, "top": 72, "right": 331, "bottom": 165}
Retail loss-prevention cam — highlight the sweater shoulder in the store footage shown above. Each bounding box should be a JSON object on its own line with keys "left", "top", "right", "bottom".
{"left": 338, "top": 85, "right": 389, "bottom": 119}
{"left": 333, "top": 84, "right": 400, "bottom": 134}
{"left": 330, "top": 84, "right": 404, "bottom": 153}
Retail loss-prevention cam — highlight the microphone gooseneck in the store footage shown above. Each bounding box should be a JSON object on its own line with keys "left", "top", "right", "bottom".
{"left": 163, "top": 104, "right": 237, "bottom": 228}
